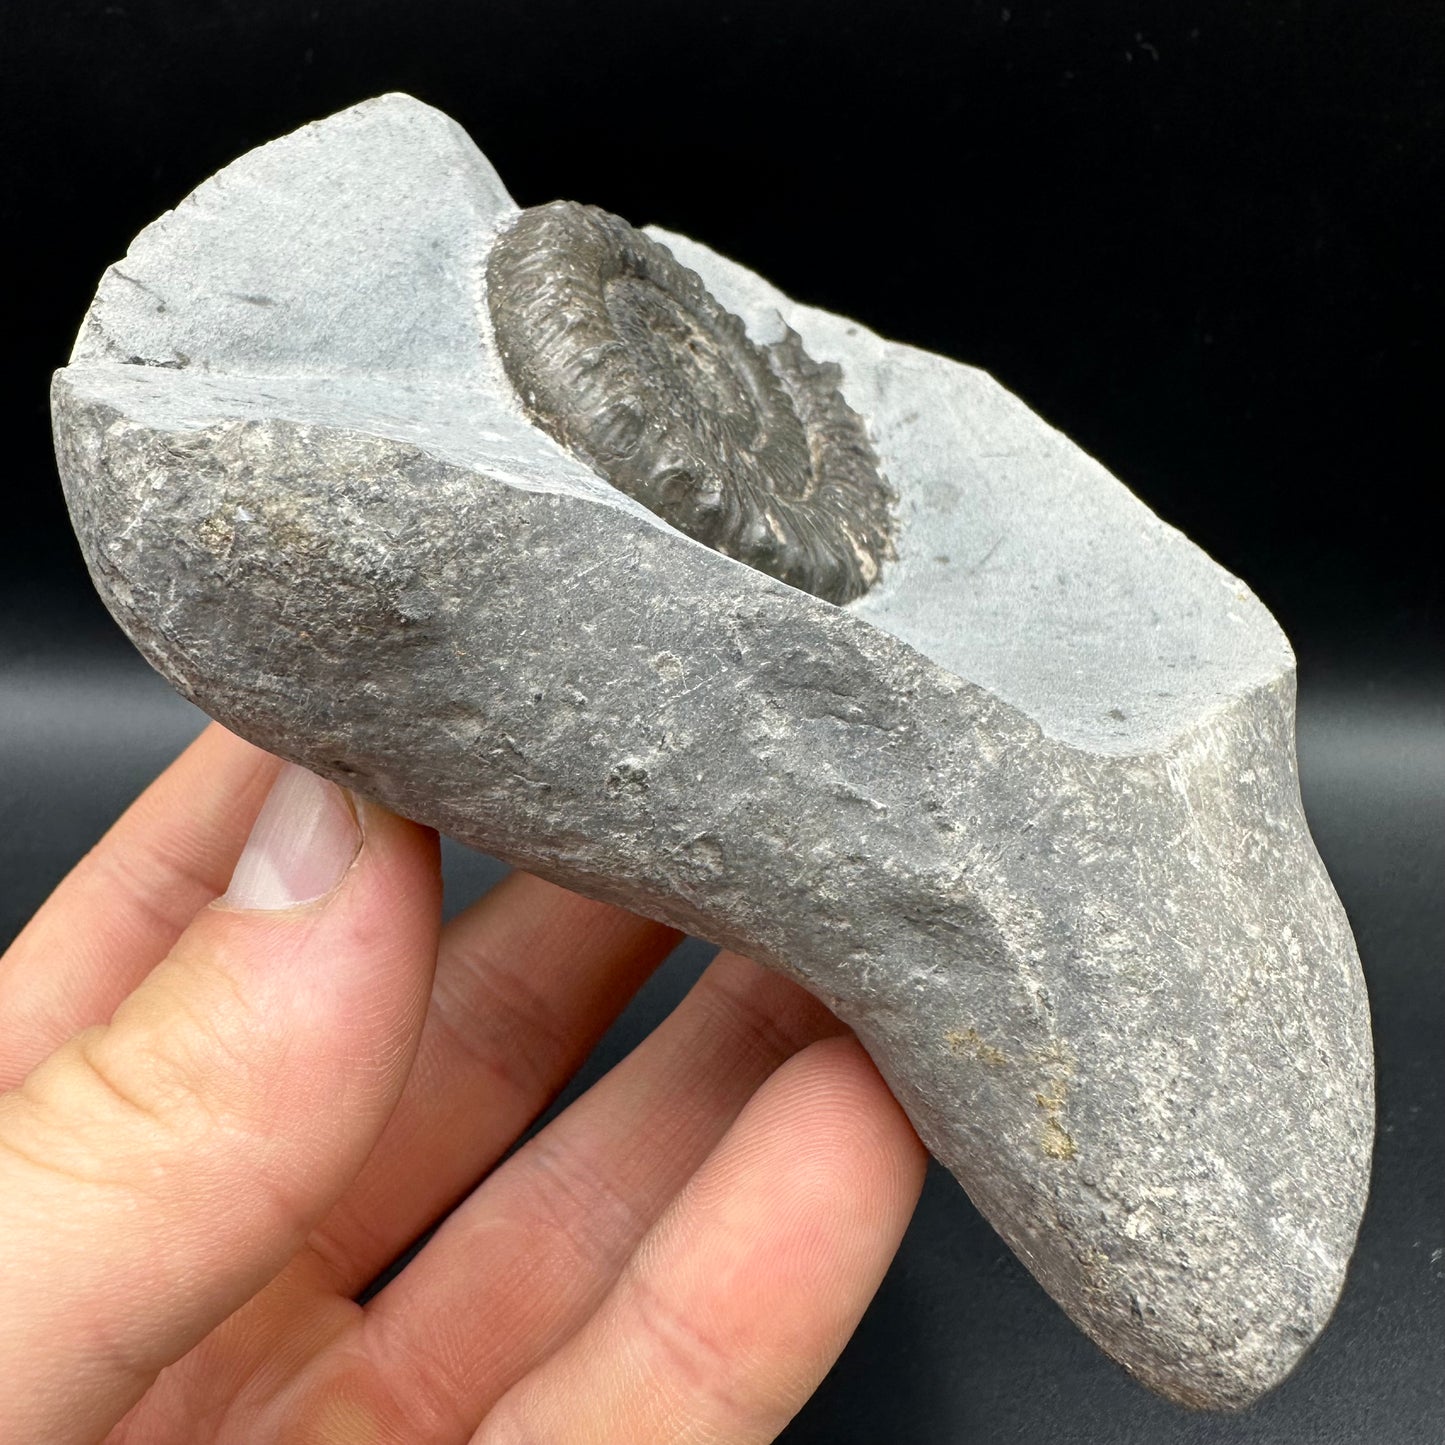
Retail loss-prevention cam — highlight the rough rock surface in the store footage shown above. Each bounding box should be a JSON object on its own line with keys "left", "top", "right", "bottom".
{"left": 51, "top": 95, "right": 1375, "bottom": 1410}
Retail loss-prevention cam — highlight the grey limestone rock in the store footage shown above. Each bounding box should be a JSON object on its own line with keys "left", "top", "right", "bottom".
{"left": 50, "top": 94, "right": 1374, "bottom": 1410}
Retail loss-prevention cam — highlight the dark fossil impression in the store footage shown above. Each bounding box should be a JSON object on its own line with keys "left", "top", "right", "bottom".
{"left": 486, "top": 201, "right": 895, "bottom": 604}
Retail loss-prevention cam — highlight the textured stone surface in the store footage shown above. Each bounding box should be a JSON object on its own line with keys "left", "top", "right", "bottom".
{"left": 51, "top": 94, "right": 1374, "bottom": 1410}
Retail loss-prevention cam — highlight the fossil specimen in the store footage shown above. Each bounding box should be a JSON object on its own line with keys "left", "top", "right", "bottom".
{"left": 487, "top": 200, "right": 894, "bottom": 604}
{"left": 51, "top": 95, "right": 1374, "bottom": 1412}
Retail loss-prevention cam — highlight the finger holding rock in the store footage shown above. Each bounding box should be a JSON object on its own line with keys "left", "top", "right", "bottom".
{"left": 0, "top": 768, "right": 440, "bottom": 1444}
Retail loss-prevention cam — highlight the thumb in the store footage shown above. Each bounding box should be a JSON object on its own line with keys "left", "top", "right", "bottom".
{"left": 0, "top": 763, "right": 441, "bottom": 1445}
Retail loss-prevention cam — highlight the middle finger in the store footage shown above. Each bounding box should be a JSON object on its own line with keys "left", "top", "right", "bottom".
{"left": 301, "top": 869, "right": 681, "bottom": 1293}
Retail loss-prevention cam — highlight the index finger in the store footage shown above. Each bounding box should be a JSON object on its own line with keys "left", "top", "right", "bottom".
{"left": 0, "top": 722, "right": 279, "bottom": 1088}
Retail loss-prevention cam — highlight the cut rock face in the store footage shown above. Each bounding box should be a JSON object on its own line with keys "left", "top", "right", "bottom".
{"left": 51, "top": 94, "right": 1375, "bottom": 1410}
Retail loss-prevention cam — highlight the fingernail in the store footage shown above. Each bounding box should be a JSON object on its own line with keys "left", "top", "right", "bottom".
{"left": 221, "top": 763, "right": 361, "bottom": 910}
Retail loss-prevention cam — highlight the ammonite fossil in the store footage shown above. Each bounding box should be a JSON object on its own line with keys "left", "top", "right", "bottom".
{"left": 486, "top": 201, "right": 894, "bottom": 605}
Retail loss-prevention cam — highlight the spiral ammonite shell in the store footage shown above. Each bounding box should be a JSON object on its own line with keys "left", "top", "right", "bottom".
{"left": 486, "top": 201, "right": 894, "bottom": 605}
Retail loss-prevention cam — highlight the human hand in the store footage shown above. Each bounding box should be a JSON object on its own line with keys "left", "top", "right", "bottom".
{"left": 0, "top": 724, "right": 925, "bottom": 1443}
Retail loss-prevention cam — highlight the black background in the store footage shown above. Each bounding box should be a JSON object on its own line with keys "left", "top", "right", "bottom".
{"left": 1, "top": 3, "right": 1441, "bottom": 1441}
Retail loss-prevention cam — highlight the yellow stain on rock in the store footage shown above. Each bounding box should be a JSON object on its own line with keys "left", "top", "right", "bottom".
{"left": 944, "top": 1026, "right": 1009, "bottom": 1066}
{"left": 1041, "top": 1114, "right": 1078, "bottom": 1160}
{"left": 943, "top": 1028, "right": 1079, "bottom": 1161}
{"left": 1035, "top": 1041, "right": 1078, "bottom": 1162}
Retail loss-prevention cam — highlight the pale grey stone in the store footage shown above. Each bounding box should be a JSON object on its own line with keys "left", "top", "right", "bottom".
{"left": 51, "top": 94, "right": 1374, "bottom": 1410}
